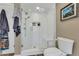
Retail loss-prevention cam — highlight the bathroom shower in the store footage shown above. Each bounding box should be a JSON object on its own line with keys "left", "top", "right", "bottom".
{"left": 20, "top": 3, "right": 56, "bottom": 55}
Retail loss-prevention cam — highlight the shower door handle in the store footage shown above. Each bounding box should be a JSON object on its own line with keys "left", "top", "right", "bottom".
{"left": 24, "top": 27, "right": 26, "bottom": 30}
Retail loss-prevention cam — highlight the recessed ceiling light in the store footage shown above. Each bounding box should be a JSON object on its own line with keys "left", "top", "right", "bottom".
{"left": 36, "top": 6, "right": 40, "bottom": 10}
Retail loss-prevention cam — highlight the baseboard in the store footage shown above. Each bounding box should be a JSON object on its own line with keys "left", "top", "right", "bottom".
{"left": 0, "top": 53, "right": 15, "bottom": 56}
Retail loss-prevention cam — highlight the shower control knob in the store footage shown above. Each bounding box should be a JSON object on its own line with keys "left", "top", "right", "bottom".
{"left": 33, "top": 46, "right": 36, "bottom": 48}
{"left": 21, "top": 45, "right": 23, "bottom": 47}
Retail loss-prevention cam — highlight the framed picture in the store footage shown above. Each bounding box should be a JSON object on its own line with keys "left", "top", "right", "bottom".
{"left": 60, "top": 3, "right": 77, "bottom": 21}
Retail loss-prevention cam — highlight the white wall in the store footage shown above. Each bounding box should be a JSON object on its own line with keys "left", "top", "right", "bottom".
{"left": 46, "top": 4, "right": 56, "bottom": 47}
{"left": 39, "top": 4, "right": 56, "bottom": 48}
{"left": 47, "top": 4, "right": 56, "bottom": 40}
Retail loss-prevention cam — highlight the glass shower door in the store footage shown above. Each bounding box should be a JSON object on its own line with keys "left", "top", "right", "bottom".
{"left": 21, "top": 9, "right": 33, "bottom": 51}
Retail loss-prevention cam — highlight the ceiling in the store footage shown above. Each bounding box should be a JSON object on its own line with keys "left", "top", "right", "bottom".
{"left": 21, "top": 3, "right": 55, "bottom": 13}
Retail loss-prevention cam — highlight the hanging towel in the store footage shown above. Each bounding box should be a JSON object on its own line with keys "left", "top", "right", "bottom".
{"left": 13, "top": 16, "right": 21, "bottom": 36}
{"left": 0, "top": 9, "right": 9, "bottom": 35}
{"left": 0, "top": 9, "right": 9, "bottom": 50}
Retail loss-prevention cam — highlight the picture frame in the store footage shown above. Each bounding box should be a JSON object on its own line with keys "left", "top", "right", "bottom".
{"left": 60, "top": 3, "right": 77, "bottom": 21}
